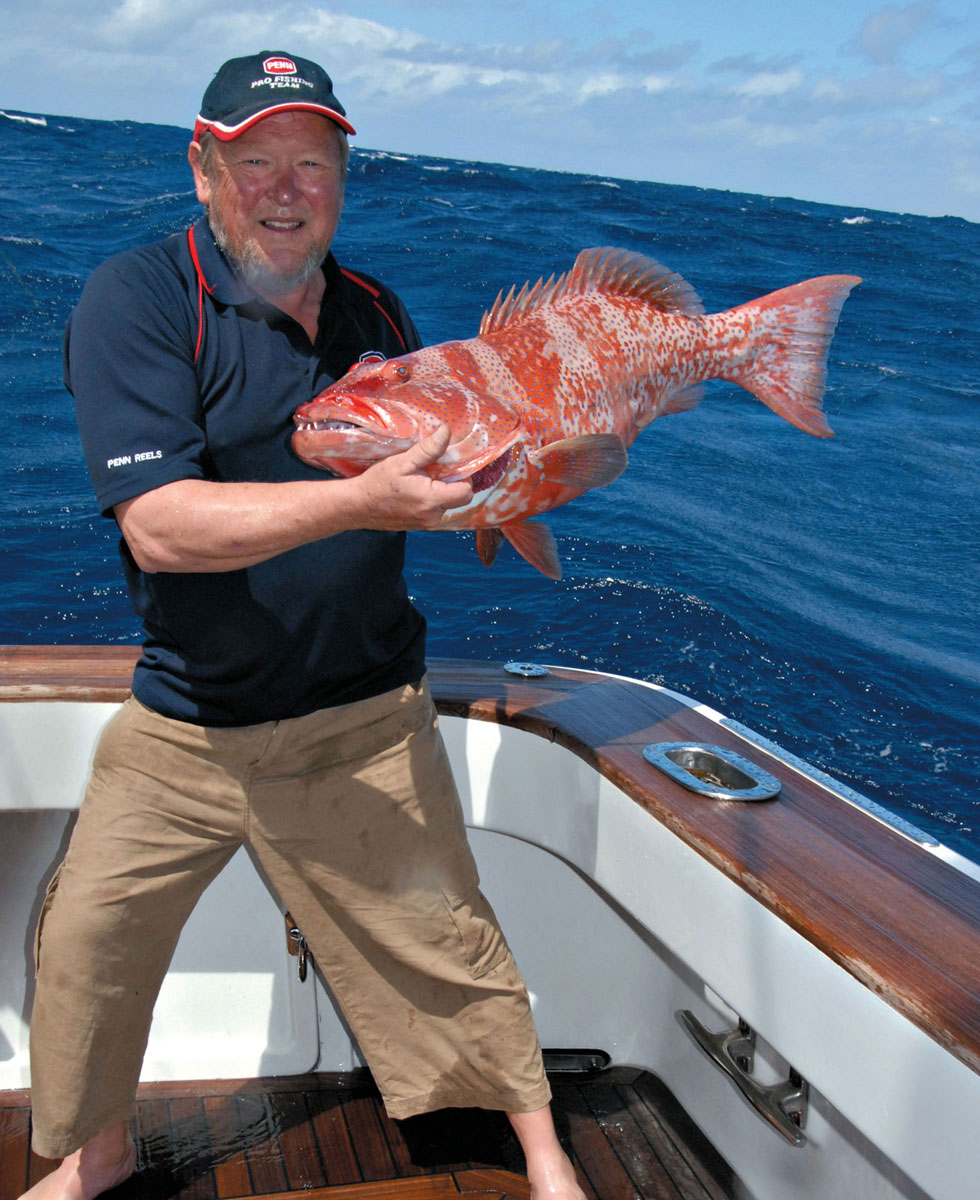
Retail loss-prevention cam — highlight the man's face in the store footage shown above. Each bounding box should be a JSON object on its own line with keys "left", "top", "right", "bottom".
{"left": 189, "top": 111, "right": 347, "bottom": 296}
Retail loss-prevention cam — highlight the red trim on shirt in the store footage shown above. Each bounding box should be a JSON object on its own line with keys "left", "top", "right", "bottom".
{"left": 187, "top": 228, "right": 214, "bottom": 363}
{"left": 339, "top": 266, "right": 380, "bottom": 297}
{"left": 340, "top": 267, "right": 408, "bottom": 351}
{"left": 186, "top": 227, "right": 216, "bottom": 296}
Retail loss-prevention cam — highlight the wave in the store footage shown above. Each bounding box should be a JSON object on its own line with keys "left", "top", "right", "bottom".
{"left": 1, "top": 110, "right": 47, "bottom": 127}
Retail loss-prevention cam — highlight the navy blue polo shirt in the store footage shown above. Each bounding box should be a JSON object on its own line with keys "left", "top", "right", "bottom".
{"left": 65, "top": 216, "right": 427, "bottom": 725}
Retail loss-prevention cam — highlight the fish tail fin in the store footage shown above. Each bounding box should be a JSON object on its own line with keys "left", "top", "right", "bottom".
{"left": 726, "top": 274, "right": 861, "bottom": 437}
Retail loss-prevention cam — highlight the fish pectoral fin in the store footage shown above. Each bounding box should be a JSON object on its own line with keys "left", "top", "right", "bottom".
{"left": 502, "top": 519, "right": 562, "bottom": 580}
{"left": 529, "top": 433, "right": 628, "bottom": 488}
{"left": 663, "top": 384, "right": 704, "bottom": 415}
{"left": 476, "top": 527, "right": 505, "bottom": 568}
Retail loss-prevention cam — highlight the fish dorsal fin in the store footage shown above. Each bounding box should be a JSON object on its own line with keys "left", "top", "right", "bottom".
{"left": 479, "top": 247, "right": 705, "bottom": 334}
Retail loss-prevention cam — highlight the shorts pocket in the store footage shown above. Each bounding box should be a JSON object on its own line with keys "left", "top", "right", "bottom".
{"left": 33, "top": 862, "right": 65, "bottom": 972}
{"left": 441, "top": 882, "right": 511, "bottom": 980}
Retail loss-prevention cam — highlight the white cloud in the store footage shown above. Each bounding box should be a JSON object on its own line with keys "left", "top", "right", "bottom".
{"left": 710, "top": 52, "right": 803, "bottom": 76}
{"left": 851, "top": 1, "right": 939, "bottom": 65}
{"left": 578, "top": 72, "right": 630, "bottom": 100}
{"left": 641, "top": 75, "right": 676, "bottom": 95}
{"left": 734, "top": 69, "right": 806, "bottom": 98}
{"left": 811, "top": 65, "right": 948, "bottom": 109}
{"left": 110, "top": 0, "right": 199, "bottom": 28}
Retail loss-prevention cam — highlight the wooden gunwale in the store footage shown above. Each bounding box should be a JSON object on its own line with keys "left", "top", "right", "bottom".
{"left": 2, "top": 644, "right": 979, "bottom": 1081}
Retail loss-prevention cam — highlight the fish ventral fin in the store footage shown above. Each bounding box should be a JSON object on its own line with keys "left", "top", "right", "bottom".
{"left": 476, "top": 527, "right": 505, "bottom": 568}
{"left": 528, "top": 433, "right": 629, "bottom": 488}
{"left": 479, "top": 247, "right": 705, "bottom": 335}
{"left": 501, "top": 519, "right": 562, "bottom": 580}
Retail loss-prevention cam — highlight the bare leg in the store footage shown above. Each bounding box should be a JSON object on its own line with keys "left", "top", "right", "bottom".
{"left": 507, "top": 1106, "right": 588, "bottom": 1199}
{"left": 17, "top": 1121, "right": 136, "bottom": 1200}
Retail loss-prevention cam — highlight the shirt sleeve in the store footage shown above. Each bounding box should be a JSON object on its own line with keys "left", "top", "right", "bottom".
{"left": 64, "top": 244, "right": 208, "bottom": 517}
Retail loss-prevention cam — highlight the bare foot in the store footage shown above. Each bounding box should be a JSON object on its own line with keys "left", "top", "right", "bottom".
{"left": 507, "top": 1106, "right": 588, "bottom": 1200}
{"left": 19, "top": 1122, "right": 136, "bottom": 1200}
{"left": 525, "top": 1150, "right": 588, "bottom": 1200}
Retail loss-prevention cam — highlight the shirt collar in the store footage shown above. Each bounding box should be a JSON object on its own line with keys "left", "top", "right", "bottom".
{"left": 188, "top": 216, "right": 251, "bottom": 305}
{"left": 187, "top": 215, "right": 340, "bottom": 309}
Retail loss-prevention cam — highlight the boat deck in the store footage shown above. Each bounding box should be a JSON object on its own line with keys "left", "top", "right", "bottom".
{"left": 0, "top": 1068, "right": 737, "bottom": 1200}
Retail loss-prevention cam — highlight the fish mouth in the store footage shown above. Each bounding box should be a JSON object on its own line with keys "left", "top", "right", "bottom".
{"left": 293, "top": 395, "right": 520, "bottom": 489}
{"left": 294, "top": 417, "right": 374, "bottom": 434}
{"left": 292, "top": 398, "right": 416, "bottom": 460}
{"left": 294, "top": 395, "right": 398, "bottom": 435}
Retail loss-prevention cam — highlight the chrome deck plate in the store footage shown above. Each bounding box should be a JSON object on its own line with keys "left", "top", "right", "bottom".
{"left": 643, "top": 741, "right": 782, "bottom": 801}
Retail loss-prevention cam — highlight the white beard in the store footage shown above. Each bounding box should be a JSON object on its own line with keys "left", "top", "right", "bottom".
{"left": 208, "top": 211, "right": 328, "bottom": 296}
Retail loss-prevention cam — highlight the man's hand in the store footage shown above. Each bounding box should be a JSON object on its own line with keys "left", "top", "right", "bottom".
{"left": 350, "top": 424, "right": 473, "bottom": 530}
{"left": 114, "top": 425, "right": 475, "bottom": 573}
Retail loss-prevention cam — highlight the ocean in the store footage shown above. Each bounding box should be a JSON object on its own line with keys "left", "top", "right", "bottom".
{"left": 1, "top": 109, "right": 977, "bottom": 859}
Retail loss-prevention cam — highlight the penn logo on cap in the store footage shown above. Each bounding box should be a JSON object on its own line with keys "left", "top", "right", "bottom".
{"left": 263, "top": 57, "right": 297, "bottom": 74}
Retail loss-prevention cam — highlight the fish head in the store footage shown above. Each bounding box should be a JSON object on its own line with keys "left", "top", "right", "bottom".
{"left": 292, "top": 349, "right": 523, "bottom": 489}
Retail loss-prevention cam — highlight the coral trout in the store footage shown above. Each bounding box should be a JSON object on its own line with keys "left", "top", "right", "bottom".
{"left": 293, "top": 248, "right": 860, "bottom": 578}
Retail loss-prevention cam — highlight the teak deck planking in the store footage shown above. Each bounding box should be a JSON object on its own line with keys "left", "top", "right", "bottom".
{"left": 0, "top": 1069, "right": 736, "bottom": 1199}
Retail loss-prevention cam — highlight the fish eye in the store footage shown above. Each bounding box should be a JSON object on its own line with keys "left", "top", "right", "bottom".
{"left": 384, "top": 361, "right": 411, "bottom": 383}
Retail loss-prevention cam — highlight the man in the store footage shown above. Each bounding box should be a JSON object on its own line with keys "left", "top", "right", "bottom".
{"left": 22, "top": 51, "right": 585, "bottom": 1200}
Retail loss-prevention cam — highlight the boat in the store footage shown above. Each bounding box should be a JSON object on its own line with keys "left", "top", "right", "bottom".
{"left": 2, "top": 645, "right": 978, "bottom": 1199}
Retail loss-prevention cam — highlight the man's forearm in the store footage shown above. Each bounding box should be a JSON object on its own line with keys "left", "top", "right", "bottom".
{"left": 113, "top": 427, "right": 473, "bottom": 573}
{"left": 115, "top": 478, "right": 364, "bottom": 572}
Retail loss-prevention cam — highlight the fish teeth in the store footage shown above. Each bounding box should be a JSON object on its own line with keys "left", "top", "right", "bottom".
{"left": 296, "top": 419, "right": 360, "bottom": 432}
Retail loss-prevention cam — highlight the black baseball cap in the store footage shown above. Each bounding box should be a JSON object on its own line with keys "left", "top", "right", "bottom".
{"left": 193, "top": 51, "right": 356, "bottom": 142}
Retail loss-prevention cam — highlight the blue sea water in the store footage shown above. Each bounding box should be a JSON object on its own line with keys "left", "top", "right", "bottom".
{"left": 1, "top": 110, "right": 978, "bottom": 859}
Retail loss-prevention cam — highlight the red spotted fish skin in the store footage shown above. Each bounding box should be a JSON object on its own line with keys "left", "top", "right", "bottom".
{"left": 293, "top": 248, "right": 860, "bottom": 578}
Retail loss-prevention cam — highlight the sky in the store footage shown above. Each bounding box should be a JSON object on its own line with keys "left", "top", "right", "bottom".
{"left": 2, "top": 0, "right": 978, "bottom": 221}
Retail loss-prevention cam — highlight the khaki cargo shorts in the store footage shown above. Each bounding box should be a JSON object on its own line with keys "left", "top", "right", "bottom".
{"left": 29, "top": 679, "right": 550, "bottom": 1157}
